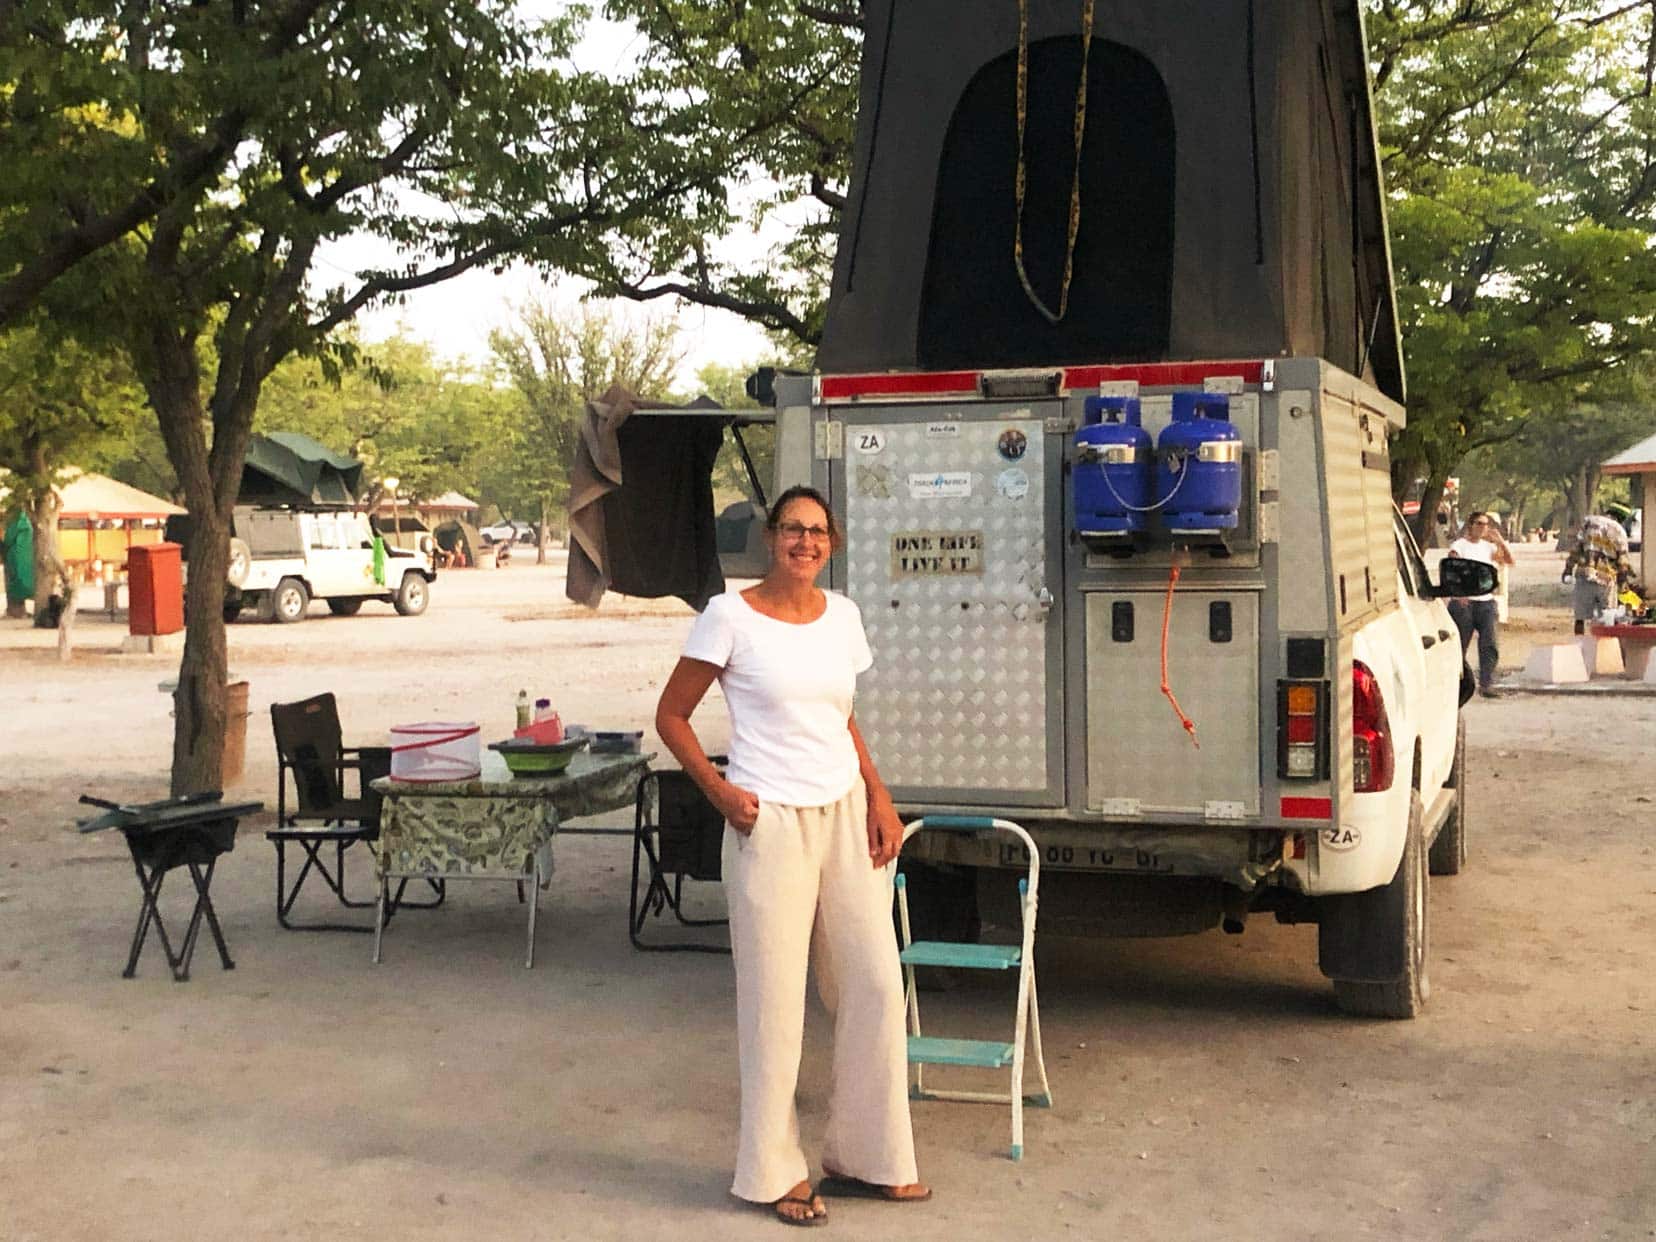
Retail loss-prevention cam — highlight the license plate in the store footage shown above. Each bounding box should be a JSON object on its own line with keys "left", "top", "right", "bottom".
{"left": 996, "top": 841, "right": 1176, "bottom": 874}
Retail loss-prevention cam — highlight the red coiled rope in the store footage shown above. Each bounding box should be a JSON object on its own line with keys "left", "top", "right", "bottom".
{"left": 1160, "top": 563, "right": 1199, "bottom": 749}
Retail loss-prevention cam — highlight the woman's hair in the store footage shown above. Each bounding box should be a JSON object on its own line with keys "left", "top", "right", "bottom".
{"left": 1465, "top": 511, "right": 1492, "bottom": 533}
{"left": 766, "top": 484, "right": 844, "bottom": 551}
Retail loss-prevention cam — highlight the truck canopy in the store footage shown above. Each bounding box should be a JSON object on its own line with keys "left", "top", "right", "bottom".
{"left": 817, "top": 0, "right": 1404, "bottom": 403}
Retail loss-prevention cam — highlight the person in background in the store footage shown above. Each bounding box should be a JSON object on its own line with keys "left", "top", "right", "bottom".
{"left": 1448, "top": 512, "right": 1515, "bottom": 699}
{"left": 655, "top": 484, "right": 928, "bottom": 1228}
{"left": 2, "top": 507, "right": 34, "bottom": 618}
{"left": 1564, "top": 512, "right": 1633, "bottom": 635}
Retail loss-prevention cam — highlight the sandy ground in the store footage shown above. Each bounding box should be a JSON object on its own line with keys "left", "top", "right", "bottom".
{"left": 2, "top": 549, "right": 1653, "bottom": 1241}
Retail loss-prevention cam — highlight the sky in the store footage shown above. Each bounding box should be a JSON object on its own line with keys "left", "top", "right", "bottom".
{"left": 320, "top": 5, "right": 784, "bottom": 392}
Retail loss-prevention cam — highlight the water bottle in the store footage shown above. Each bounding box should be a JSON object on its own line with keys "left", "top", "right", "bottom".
{"left": 516, "top": 690, "right": 531, "bottom": 730}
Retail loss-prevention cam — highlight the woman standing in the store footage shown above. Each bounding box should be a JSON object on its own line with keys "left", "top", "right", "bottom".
{"left": 1447, "top": 511, "right": 1515, "bottom": 698}
{"left": 655, "top": 485, "right": 929, "bottom": 1227}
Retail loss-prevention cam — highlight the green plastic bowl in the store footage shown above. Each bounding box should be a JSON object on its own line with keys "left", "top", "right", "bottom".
{"left": 489, "top": 736, "right": 588, "bottom": 777}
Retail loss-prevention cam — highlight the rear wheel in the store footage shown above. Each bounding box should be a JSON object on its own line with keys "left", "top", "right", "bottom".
{"left": 1331, "top": 793, "right": 1429, "bottom": 1019}
{"left": 271, "top": 577, "right": 309, "bottom": 624}
{"left": 326, "top": 597, "right": 364, "bottom": 617}
{"left": 1429, "top": 716, "right": 1468, "bottom": 876}
{"left": 393, "top": 572, "right": 429, "bottom": 616}
{"left": 222, "top": 601, "right": 242, "bottom": 624}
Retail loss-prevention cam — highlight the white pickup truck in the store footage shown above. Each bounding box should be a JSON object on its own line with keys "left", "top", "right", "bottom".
{"left": 722, "top": 361, "right": 1496, "bottom": 1019}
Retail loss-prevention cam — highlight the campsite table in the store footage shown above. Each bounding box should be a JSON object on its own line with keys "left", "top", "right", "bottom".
{"left": 370, "top": 750, "right": 651, "bottom": 966}
{"left": 1588, "top": 622, "right": 1656, "bottom": 678}
{"left": 76, "top": 792, "right": 265, "bottom": 981}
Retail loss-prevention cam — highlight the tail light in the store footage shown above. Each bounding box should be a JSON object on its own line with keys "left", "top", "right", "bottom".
{"left": 1352, "top": 660, "right": 1395, "bottom": 792}
{"left": 1276, "top": 679, "right": 1329, "bottom": 780}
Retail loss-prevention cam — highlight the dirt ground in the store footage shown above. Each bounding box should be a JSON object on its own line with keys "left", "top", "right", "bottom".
{"left": 2, "top": 548, "right": 1653, "bottom": 1241}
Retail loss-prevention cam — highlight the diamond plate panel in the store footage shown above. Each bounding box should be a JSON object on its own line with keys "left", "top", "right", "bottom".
{"left": 844, "top": 418, "right": 1049, "bottom": 794}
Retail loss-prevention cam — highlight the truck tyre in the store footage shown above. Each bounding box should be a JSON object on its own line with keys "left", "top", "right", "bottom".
{"left": 222, "top": 600, "right": 243, "bottom": 624}
{"left": 1330, "top": 793, "right": 1429, "bottom": 1019}
{"left": 227, "top": 537, "right": 251, "bottom": 588}
{"left": 272, "top": 577, "right": 309, "bottom": 624}
{"left": 326, "top": 598, "right": 364, "bottom": 617}
{"left": 393, "top": 572, "right": 429, "bottom": 616}
{"left": 1429, "top": 716, "right": 1467, "bottom": 876}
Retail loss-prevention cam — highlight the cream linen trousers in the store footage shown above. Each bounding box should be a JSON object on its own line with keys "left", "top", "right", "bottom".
{"left": 721, "top": 776, "right": 919, "bottom": 1202}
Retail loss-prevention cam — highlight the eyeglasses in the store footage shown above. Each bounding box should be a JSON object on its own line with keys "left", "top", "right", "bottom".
{"left": 1471, "top": 519, "right": 1491, "bottom": 527}
{"left": 776, "top": 521, "right": 831, "bottom": 542}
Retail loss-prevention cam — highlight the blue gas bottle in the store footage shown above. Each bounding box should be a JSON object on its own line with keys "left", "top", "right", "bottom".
{"left": 1074, "top": 396, "right": 1153, "bottom": 536}
{"left": 1157, "top": 392, "right": 1243, "bottom": 531}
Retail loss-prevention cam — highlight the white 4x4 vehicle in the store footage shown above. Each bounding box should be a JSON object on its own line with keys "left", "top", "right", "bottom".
{"left": 224, "top": 506, "right": 435, "bottom": 623}
{"left": 725, "top": 362, "right": 1497, "bottom": 1019}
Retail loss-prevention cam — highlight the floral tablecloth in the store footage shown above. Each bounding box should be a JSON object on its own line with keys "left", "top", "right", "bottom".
{"left": 371, "top": 751, "right": 650, "bottom": 880}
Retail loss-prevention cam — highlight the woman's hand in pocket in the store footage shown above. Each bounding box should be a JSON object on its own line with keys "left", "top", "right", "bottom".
{"left": 715, "top": 779, "right": 761, "bottom": 834}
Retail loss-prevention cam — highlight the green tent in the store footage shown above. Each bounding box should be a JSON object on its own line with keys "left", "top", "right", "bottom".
{"left": 240, "top": 432, "right": 364, "bottom": 505}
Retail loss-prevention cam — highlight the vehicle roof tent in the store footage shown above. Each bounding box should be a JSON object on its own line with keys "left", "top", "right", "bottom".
{"left": 816, "top": 0, "right": 1404, "bottom": 403}
{"left": 240, "top": 432, "right": 364, "bottom": 506}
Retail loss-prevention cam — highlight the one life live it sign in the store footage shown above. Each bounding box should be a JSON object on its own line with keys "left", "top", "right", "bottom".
{"left": 889, "top": 530, "right": 984, "bottom": 578}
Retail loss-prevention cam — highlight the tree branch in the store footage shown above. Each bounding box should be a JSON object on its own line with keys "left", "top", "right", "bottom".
{"left": 608, "top": 275, "right": 818, "bottom": 344}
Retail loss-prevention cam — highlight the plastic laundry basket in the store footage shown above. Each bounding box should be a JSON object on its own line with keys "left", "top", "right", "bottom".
{"left": 389, "top": 721, "right": 481, "bottom": 782}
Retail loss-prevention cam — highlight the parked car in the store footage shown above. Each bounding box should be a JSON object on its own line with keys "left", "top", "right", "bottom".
{"left": 481, "top": 519, "right": 537, "bottom": 546}
{"left": 192, "top": 505, "right": 437, "bottom": 623}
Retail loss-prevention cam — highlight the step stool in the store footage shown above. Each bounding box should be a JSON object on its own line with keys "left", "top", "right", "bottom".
{"left": 895, "top": 815, "right": 1052, "bottom": 1160}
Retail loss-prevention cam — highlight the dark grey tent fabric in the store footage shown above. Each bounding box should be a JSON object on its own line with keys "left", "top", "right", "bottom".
{"left": 566, "top": 388, "right": 727, "bottom": 611}
{"left": 817, "top": 0, "right": 1404, "bottom": 402}
{"left": 240, "top": 433, "right": 364, "bottom": 505}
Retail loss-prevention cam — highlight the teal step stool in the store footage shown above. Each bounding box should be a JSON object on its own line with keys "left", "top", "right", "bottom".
{"left": 895, "top": 815, "right": 1052, "bottom": 1160}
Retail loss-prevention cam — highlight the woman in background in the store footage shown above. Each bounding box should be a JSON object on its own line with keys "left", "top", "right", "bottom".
{"left": 1448, "top": 512, "right": 1515, "bottom": 698}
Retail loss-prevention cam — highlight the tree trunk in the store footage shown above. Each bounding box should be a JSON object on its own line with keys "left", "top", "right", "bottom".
{"left": 1565, "top": 467, "right": 1594, "bottom": 535}
{"left": 536, "top": 497, "right": 549, "bottom": 565}
{"left": 144, "top": 336, "right": 236, "bottom": 797}
{"left": 1409, "top": 475, "right": 1448, "bottom": 549}
{"left": 28, "top": 482, "right": 72, "bottom": 628}
{"left": 172, "top": 505, "right": 232, "bottom": 794}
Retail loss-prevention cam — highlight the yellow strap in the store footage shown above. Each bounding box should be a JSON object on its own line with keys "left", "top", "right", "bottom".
{"left": 1013, "top": 0, "right": 1095, "bottom": 325}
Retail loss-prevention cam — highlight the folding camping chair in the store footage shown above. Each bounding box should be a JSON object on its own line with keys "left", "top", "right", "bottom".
{"left": 895, "top": 816, "right": 1052, "bottom": 1160}
{"left": 628, "top": 763, "right": 730, "bottom": 953}
{"left": 268, "top": 693, "right": 442, "bottom": 931}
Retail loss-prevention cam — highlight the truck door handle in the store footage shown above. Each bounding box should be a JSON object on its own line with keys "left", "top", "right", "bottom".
{"left": 1421, "top": 634, "right": 1437, "bottom": 649}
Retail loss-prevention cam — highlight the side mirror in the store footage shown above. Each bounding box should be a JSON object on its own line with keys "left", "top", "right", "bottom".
{"left": 1431, "top": 557, "right": 1498, "bottom": 598}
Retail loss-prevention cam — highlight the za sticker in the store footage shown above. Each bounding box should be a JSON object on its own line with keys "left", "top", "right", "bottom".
{"left": 852, "top": 430, "right": 886, "bottom": 455}
{"left": 1321, "top": 825, "right": 1362, "bottom": 852}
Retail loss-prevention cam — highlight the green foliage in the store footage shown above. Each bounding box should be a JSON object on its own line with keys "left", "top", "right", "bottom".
{"left": 591, "top": 0, "right": 862, "bottom": 345}
{"left": 1371, "top": 2, "right": 1656, "bottom": 516}
{"left": 0, "top": 327, "right": 144, "bottom": 494}
{"left": 0, "top": 1, "right": 718, "bottom": 791}
{"left": 256, "top": 334, "right": 513, "bottom": 506}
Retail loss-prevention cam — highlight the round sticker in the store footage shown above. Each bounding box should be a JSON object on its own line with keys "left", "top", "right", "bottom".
{"left": 996, "top": 468, "right": 1030, "bottom": 500}
{"left": 997, "top": 428, "right": 1028, "bottom": 461}
{"left": 852, "top": 430, "right": 886, "bottom": 455}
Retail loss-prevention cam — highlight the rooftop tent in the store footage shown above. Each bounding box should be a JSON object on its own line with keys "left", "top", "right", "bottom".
{"left": 240, "top": 432, "right": 364, "bottom": 506}
{"left": 817, "top": 0, "right": 1405, "bottom": 403}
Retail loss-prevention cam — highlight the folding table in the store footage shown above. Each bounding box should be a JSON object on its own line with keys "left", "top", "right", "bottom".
{"left": 370, "top": 750, "right": 649, "bottom": 967}
{"left": 77, "top": 792, "right": 264, "bottom": 981}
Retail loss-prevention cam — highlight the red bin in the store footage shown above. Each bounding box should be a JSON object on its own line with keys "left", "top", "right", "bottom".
{"left": 128, "top": 542, "right": 184, "bottom": 636}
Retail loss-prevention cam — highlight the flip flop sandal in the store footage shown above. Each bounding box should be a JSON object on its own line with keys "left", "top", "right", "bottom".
{"left": 772, "top": 1189, "right": 829, "bottom": 1227}
{"left": 818, "top": 1174, "right": 932, "bottom": 1203}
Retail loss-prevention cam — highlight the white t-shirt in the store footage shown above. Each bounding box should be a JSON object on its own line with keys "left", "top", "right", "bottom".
{"left": 681, "top": 589, "right": 873, "bottom": 807}
{"left": 1448, "top": 537, "right": 1497, "bottom": 602}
